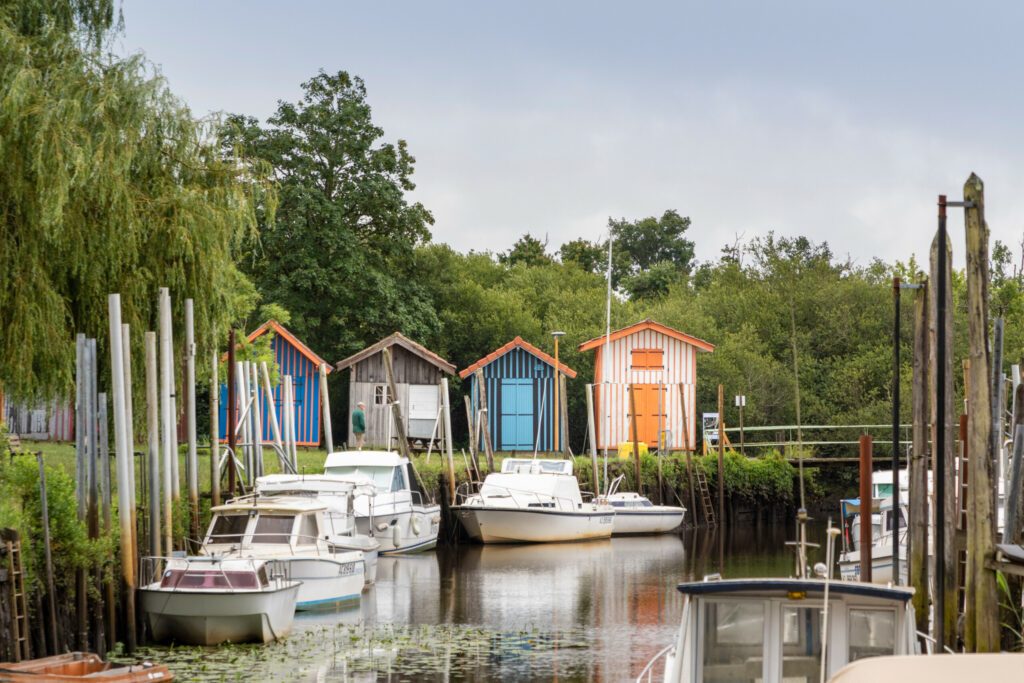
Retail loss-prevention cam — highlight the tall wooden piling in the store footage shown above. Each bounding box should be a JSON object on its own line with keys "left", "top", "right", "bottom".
{"left": 962, "top": 173, "right": 999, "bottom": 652}
{"left": 145, "top": 332, "right": 161, "bottom": 559}
{"left": 108, "top": 294, "right": 136, "bottom": 652}
{"left": 474, "top": 369, "right": 495, "bottom": 471}
{"left": 227, "top": 329, "right": 237, "bottom": 495}
{"left": 586, "top": 384, "right": 600, "bottom": 496}
{"left": 210, "top": 350, "right": 220, "bottom": 507}
{"left": 679, "top": 383, "right": 697, "bottom": 519}
{"left": 891, "top": 277, "right": 902, "bottom": 584}
{"left": 382, "top": 348, "right": 411, "bottom": 459}
{"left": 120, "top": 324, "right": 137, "bottom": 574}
{"left": 629, "top": 384, "right": 642, "bottom": 493}
{"left": 909, "top": 278, "right": 930, "bottom": 630}
{"left": 74, "top": 334, "right": 87, "bottom": 650}
{"left": 185, "top": 301, "right": 199, "bottom": 544}
{"left": 158, "top": 289, "right": 174, "bottom": 552}
{"left": 930, "top": 213, "right": 957, "bottom": 650}
{"left": 441, "top": 378, "right": 456, "bottom": 502}
{"left": 859, "top": 434, "right": 873, "bottom": 583}
{"left": 35, "top": 453, "right": 59, "bottom": 654}
{"left": 717, "top": 384, "right": 725, "bottom": 528}
{"left": 319, "top": 363, "right": 334, "bottom": 454}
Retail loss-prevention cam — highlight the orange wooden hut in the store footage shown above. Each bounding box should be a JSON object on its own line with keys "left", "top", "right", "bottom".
{"left": 578, "top": 319, "right": 713, "bottom": 451}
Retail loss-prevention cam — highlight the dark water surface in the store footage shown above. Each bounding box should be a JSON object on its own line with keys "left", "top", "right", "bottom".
{"left": 136, "top": 520, "right": 826, "bottom": 682}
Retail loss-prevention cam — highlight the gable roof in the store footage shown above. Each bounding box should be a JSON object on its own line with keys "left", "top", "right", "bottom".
{"left": 577, "top": 319, "right": 715, "bottom": 353}
{"left": 243, "top": 320, "right": 331, "bottom": 372}
{"left": 459, "top": 336, "right": 578, "bottom": 379}
{"left": 334, "top": 332, "right": 456, "bottom": 375}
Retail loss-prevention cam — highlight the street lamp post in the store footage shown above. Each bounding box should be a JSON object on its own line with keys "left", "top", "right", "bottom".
{"left": 552, "top": 331, "right": 566, "bottom": 453}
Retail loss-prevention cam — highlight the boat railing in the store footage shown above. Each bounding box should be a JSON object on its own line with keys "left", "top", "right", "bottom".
{"left": 140, "top": 555, "right": 290, "bottom": 591}
{"left": 915, "top": 630, "right": 956, "bottom": 655}
{"left": 454, "top": 482, "right": 582, "bottom": 512}
{"left": 634, "top": 643, "right": 673, "bottom": 683}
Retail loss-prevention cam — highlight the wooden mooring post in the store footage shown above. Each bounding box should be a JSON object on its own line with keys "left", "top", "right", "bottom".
{"left": 586, "top": 384, "right": 600, "bottom": 496}
{"left": 474, "top": 369, "right": 495, "bottom": 471}
{"left": 963, "top": 173, "right": 999, "bottom": 652}
{"left": 909, "top": 277, "right": 930, "bottom": 631}
{"left": 629, "top": 384, "right": 642, "bottom": 493}
{"left": 859, "top": 434, "right": 873, "bottom": 583}
{"left": 930, "top": 205, "right": 957, "bottom": 650}
{"left": 717, "top": 384, "right": 725, "bottom": 528}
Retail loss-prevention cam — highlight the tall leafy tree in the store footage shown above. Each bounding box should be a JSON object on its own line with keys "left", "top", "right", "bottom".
{"left": 499, "top": 233, "right": 553, "bottom": 268}
{"left": 225, "top": 71, "right": 436, "bottom": 362}
{"left": 0, "top": 0, "right": 270, "bottom": 398}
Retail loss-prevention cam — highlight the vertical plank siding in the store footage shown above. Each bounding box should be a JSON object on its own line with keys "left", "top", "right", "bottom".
{"left": 469, "top": 346, "right": 559, "bottom": 452}
{"left": 593, "top": 328, "right": 699, "bottom": 450}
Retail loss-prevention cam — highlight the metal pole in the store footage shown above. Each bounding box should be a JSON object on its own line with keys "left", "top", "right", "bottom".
{"left": 935, "top": 195, "right": 947, "bottom": 649}
{"left": 859, "top": 434, "right": 873, "bottom": 583}
{"left": 251, "top": 362, "right": 263, "bottom": 480}
{"left": 892, "top": 276, "right": 901, "bottom": 584}
{"left": 120, "top": 325, "right": 137, "bottom": 562}
{"left": 185, "top": 300, "right": 199, "bottom": 542}
{"left": 107, "top": 294, "right": 136, "bottom": 651}
{"left": 145, "top": 332, "right": 161, "bottom": 558}
{"left": 586, "top": 384, "right": 600, "bottom": 497}
{"left": 553, "top": 334, "right": 560, "bottom": 453}
{"left": 261, "top": 362, "right": 283, "bottom": 452}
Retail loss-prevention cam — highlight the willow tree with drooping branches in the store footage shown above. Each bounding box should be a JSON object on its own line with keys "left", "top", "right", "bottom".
{"left": 0, "top": 0, "right": 275, "bottom": 399}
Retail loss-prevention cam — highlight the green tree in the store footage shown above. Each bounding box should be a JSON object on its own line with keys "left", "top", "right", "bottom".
{"left": 499, "top": 233, "right": 553, "bottom": 268}
{"left": 0, "top": 0, "right": 270, "bottom": 399}
{"left": 225, "top": 71, "right": 436, "bottom": 363}
{"left": 610, "top": 209, "right": 696, "bottom": 276}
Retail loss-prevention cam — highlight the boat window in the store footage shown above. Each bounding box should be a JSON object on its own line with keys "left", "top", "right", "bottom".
{"left": 325, "top": 465, "right": 395, "bottom": 490}
{"left": 391, "top": 465, "right": 406, "bottom": 493}
{"left": 702, "top": 601, "right": 765, "bottom": 683}
{"left": 253, "top": 515, "right": 295, "bottom": 544}
{"left": 257, "top": 564, "right": 270, "bottom": 587}
{"left": 610, "top": 501, "right": 627, "bottom": 508}
{"left": 848, "top": 609, "right": 896, "bottom": 662}
{"left": 781, "top": 606, "right": 823, "bottom": 683}
{"left": 160, "top": 569, "right": 259, "bottom": 589}
{"left": 208, "top": 514, "right": 249, "bottom": 544}
{"left": 297, "top": 514, "right": 319, "bottom": 545}
{"left": 640, "top": 500, "right": 653, "bottom": 507}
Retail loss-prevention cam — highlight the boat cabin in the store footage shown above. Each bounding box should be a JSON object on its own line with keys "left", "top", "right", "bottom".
{"left": 652, "top": 578, "right": 916, "bottom": 683}
{"left": 608, "top": 491, "right": 655, "bottom": 509}
{"left": 157, "top": 557, "right": 274, "bottom": 592}
{"left": 475, "top": 458, "right": 585, "bottom": 511}
{"left": 255, "top": 474, "right": 373, "bottom": 537}
{"left": 500, "top": 458, "right": 574, "bottom": 475}
{"left": 203, "top": 497, "right": 335, "bottom": 553}
{"left": 323, "top": 450, "right": 427, "bottom": 500}
{"left": 840, "top": 496, "right": 906, "bottom": 555}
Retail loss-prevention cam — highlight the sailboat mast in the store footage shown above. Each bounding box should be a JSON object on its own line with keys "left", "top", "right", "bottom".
{"left": 603, "top": 236, "right": 613, "bottom": 492}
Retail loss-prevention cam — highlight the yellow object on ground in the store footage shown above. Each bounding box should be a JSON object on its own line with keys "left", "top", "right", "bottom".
{"left": 617, "top": 441, "right": 649, "bottom": 459}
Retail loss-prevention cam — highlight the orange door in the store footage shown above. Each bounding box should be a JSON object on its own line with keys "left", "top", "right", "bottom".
{"left": 629, "top": 384, "right": 667, "bottom": 447}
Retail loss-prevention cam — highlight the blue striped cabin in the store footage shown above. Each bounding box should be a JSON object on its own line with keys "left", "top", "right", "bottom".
{"left": 218, "top": 320, "right": 330, "bottom": 446}
{"left": 459, "top": 337, "right": 577, "bottom": 452}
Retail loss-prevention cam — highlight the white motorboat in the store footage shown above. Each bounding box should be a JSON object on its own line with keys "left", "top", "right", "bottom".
{"left": 323, "top": 450, "right": 441, "bottom": 554}
{"left": 255, "top": 473, "right": 381, "bottom": 583}
{"left": 838, "top": 496, "right": 908, "bottom": 584}
{"left": 605, "top": 476, "right": 685, "bottom": 535}
{"left": 203, "top": 496, "right": 367, "bottom": 609}
{"left": 636, "top": 577, "right": 919, "bottom": 683}
{"left": 139, "top": 556, "right": 299, "bottom": 645}
{"left": 453, "top": 458, "right": 615, "bottom": 544}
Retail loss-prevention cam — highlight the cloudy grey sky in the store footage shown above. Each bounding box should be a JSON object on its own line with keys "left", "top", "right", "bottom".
{"left": 120, "top": 1, "right": 1024, "bottom": 267}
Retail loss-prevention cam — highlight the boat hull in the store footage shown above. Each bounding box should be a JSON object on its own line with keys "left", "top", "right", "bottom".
{"left": 140, "top": 582, "right": 299, "bottom": 645}
{"left": 611, "top": 507, "right": 685, "bottom": 535}
{"left": 355, "top": 506, "right": 440, "bottom": 554}
{"left": 278, "top": 557, "right": 364, "bottom": 609}
{"left": 455, "top": 506, "right": 615, "bottom": 543}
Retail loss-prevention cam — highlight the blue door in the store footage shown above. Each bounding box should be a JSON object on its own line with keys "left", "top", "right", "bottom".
{"left": 500, "top": 379, "right": 534, "bottom": 450}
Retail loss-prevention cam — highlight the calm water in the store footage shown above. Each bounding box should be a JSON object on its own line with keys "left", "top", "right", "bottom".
{"left": 135, "top": 519, "right": 826, "bottom": 682}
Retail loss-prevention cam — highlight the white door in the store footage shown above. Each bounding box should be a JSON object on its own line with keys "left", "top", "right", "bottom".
{"left": 407, "top": 385, "right": 439, "bottom": 439}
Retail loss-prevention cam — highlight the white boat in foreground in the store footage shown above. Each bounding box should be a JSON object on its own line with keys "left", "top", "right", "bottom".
{"left": 453, "top": 458, "right": 615, "bottom": 543}
{"left": 323, "top": 450, "right": 441, "bottom": 554}
{"left": 203, "top": 496, "right": 367, "bottom": 609}
{"left": 605, "top": 476, "right": 685, "bottom": 535}
{"left": 637, "top": 577, "right": 918, "bottom": 683}
{"left": 140, "top": 556, "right": 299, "bottom": 645}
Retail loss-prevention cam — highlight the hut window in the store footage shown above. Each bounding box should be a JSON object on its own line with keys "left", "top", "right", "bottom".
{"left": 374, "top": 385, "right": 389, "bottom": 405}
{"left": 631, "top": 349, "right": 664, "bottom": 370}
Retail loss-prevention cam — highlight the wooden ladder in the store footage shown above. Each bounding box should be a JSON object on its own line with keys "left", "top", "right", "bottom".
{"left": 5, "top": 537, "right": 31, "bottom": 661}
{"left": 694, "top": 468, "right": 717, "bottom": 526}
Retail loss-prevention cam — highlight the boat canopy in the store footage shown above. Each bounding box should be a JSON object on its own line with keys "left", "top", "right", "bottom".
{"left": 325, "top": 450, "right": 406, "bottom": 469}
{"left": 480, "top": 472, "right": 583, "bottom": 507}
{"left": 676, "top": 578, "right": 914, "bottom": 602}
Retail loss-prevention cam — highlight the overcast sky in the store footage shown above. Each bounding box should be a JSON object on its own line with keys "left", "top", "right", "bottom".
{"left": 120, "top": 1, "right": 1024, "bottom": 268}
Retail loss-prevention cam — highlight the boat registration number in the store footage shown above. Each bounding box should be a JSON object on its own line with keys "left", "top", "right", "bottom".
{"left": 598, "top": 516, "right": 613, "bottom": 525}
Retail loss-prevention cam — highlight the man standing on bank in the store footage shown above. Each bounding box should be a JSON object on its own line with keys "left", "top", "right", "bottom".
{"left": 351, "top": 400, "right": 367, "bottom": 450}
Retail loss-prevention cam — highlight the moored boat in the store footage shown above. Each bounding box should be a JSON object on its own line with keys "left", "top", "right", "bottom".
{"left": 139, "top": 556, "right": 299, "bottom": 645}
{"left": 0, "top": 653, "right": 173, "bottom": 682}
{"left": 453, "top": 458, "right": 615, "bottom": 543}
{"left": 605, "top": 476, "right": 685, "bottom": 535}
{"left": 323, "top": 450, "right": 441, "bottom": 554}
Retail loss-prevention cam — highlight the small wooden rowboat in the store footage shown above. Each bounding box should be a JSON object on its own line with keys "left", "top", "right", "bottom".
{"left": 0, "top": 652, "right": 173, "bottom": 682}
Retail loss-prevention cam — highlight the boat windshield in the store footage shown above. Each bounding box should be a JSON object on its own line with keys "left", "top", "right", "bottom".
{"left": 848, "top": 609, "right": 896, "bottom": 661}
{"left": 208, "top": 514, "right": 249, "bottom": 544}
{"left": 703, "top": 601, "right": 765, "bottom": 683}
{"left": 252, "top": 514, "right": 295, "bottom": 544}
{"left": 325, "top": 465, "right": 397, "bottom": 491}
